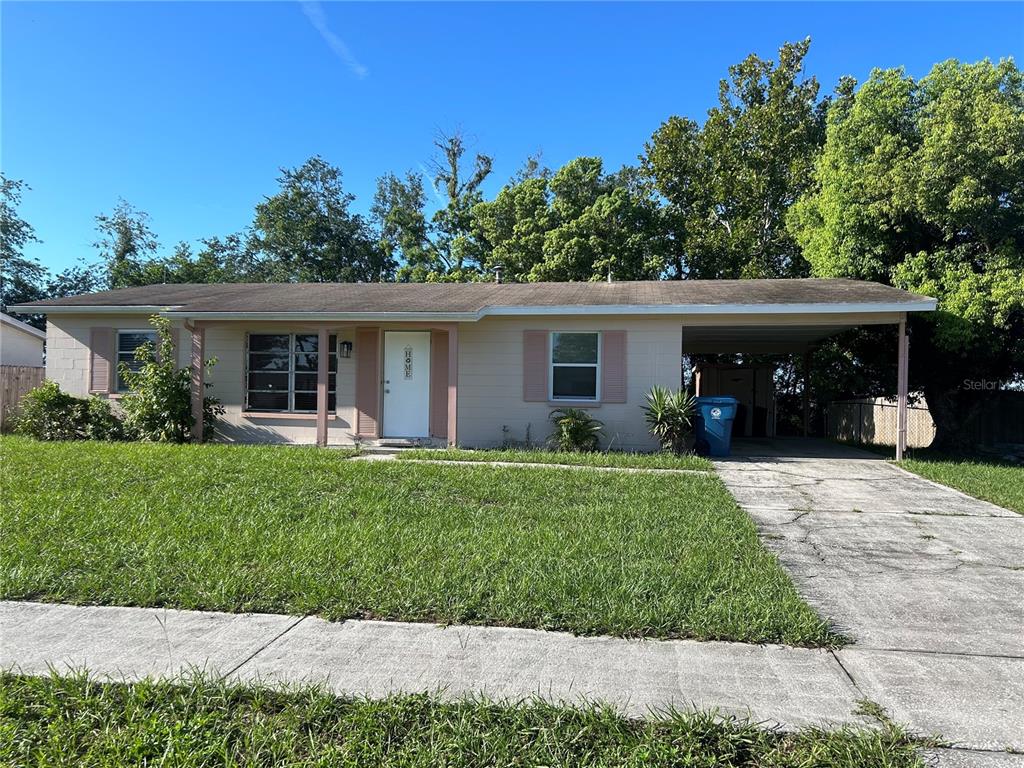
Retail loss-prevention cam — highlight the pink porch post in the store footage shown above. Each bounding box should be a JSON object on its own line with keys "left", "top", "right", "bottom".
{"left": 447, "top": 324, "right": 458, "bottom": 446}
{"left": 896, "top": 315, "right": 909, "bottom": 460}
{"left": 190, "top": 322, "right": 205, "bottom": 443}
{"left": 316, "top": 326, "right": 329, "bottom": 447}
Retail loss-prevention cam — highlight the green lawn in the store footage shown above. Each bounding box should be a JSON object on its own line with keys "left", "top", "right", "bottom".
{"left": 0, "top": 436, "right": 835, "bottom": 645}
{"left": 899, "top": 454, "right": 1024, "bottom": 515}
{"left": 400, "top": 447, "right": 713, "bottom": 471}
{"left": 0, "top": 674, "right": 928, "bottom": 768}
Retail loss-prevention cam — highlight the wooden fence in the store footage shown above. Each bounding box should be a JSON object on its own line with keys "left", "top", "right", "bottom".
{"left": 0, "top": 365, "right": 44, "bottom": 431}
{"left": 827, "top": 392, "right": 1024, "bottom": 448}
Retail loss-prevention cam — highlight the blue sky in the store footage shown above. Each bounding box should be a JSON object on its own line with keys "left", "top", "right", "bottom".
{"left": 4, "top": 1, "right": 1022, "bottom": 274}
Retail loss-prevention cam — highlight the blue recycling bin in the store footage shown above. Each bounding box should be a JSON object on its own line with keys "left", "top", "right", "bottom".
{"left": 693, "top": 396, "right": 739, "bottom": 457}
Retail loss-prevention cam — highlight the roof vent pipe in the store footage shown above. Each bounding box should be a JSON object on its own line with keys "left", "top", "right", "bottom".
{"left": 493, "top": 264, "right": 504, "bottom": 284}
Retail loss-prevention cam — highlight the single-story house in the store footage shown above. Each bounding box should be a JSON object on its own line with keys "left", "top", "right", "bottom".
{"left": 11, "top": 278, "right": 936, "bottom": 456}
{"left": 1, "top": 313, "right": 46, "bottom": 367}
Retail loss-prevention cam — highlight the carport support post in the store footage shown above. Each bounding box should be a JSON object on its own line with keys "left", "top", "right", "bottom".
{"left": 447, "top": 324, "right": 458, "bottom": 447}
{"left": 316, "top": 326, "right": 329, "bottom": 447}
{"left": 190, "top": 321, "right": 205, "bottom": 443}
{"left": 802, "top": 351, "right": 811, "bottom": 437}
{"left": 896, "top": 315, "right": 909, "bottom": 461}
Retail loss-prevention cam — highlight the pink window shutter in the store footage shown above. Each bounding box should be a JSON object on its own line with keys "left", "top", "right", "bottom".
{"left": 89, "top": 327, "right": 115, "bottom": 393}
{"left": 522, "top": 330, "right": 548, "bottom": 402}
{"left": 601, "top": 330, "right": 627, "bottom": 403}
{"left": 429, "top": 330, "right": 449, "bottom": 439}
{"left": 355, "top": 327, "right": 380, "bottom": 437}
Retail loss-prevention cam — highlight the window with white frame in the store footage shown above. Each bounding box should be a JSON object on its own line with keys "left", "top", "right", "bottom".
{"left": 117, "top": 330, "right": 158, "bottom": 392}
{"left": 550, "top": 332, "right": 600, "bottom": 401}
{"left": 246, "top": 333, "right": 337, "bottom": 413}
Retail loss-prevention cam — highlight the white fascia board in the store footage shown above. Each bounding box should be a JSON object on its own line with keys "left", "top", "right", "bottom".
{"left": 482, "top": 300, "right": 937, "bottom": 316}
{"left": 6, "top": 305, "right": 178, "bottom": 314}
{"left": 160, "top": 310, "right": 480, "bottom": 322}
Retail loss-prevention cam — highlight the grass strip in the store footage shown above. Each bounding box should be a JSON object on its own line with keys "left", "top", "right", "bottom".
{"left": 0, "top": 673, "right": 930, "bottom": 768}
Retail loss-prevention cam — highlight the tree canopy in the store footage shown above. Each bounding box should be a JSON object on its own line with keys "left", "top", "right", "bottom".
{"left": 790, "top": 57, "right": 1024, "bottom": 448}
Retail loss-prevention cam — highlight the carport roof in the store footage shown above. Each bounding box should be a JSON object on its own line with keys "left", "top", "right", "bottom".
{"left": 13, "top": 278, "right": 936, "bottom": 321}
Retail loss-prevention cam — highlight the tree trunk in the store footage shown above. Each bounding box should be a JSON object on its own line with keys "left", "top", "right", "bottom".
{"left": 924, "top": 382, "right": 983, "bottom": 454}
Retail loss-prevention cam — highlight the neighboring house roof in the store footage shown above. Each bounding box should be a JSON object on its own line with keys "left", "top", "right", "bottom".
{"left": 0, "top": 312, "right": 47, "bottom": 340}
{"left": 9, "top": 279, "right": 937, "bottom": 320}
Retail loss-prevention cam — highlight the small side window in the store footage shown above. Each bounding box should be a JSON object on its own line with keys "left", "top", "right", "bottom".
{"left": 550, "top": 332, "right": 600, "bottom": 401}
{"left": 117, "top": 330, "right": 158, "bottom": 392}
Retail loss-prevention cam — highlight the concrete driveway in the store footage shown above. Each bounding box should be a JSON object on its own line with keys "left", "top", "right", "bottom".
{"left": 715, "top": 439, "right": 1024, "bottom": 755}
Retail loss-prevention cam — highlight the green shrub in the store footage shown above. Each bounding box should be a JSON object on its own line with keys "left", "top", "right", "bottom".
{"left": 643, "top": 386, "right": 697, "bottom": 455}
{"left": 547, "top": 407, "right": 603, "bottom": 452}
{"left": 12, "top": 381, "right": 123, "bottom": 441}
{"left": 119, "top": 315, "right": 223, "bottom": 443}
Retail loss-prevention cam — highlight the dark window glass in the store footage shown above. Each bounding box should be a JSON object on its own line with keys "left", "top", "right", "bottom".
{"left": 552, "top": 333, "right": 598, "bottom": 364}
{"left": 248, "top": 353, "right": 289, "bottom": 371}
{"left": 294, "top": 334, "right": 319, "bottom": 353}
{"left": 294, "top": 392, "right": 317, "bottom": 412}
{"left": 552, "top": 366, "right": 597, "bottom": 399}
{"left": 248, "top": 392, "right": 288, "bottom": 411}
{"left": 294, "top": 353, "right": 318, "bottom": 372}
{"left": 248, "top": 334, "right": 290, "bottom": 353}
{"left": 328, "top": 393, "right": 337, "bottom": 410}
{"left": 248, "top": 372, "right": 289, "bottom": 391}
{"left": 294, "top": 373, "right": 317, "bottom": 391}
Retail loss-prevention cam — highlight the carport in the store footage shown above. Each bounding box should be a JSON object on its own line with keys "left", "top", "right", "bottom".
{"left": 682, "top": 301, "right": 932, "bottom": 459}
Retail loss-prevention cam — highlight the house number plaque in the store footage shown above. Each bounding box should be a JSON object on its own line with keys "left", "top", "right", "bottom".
{"left": 403, "top": 346, "right": 413, "bottom": 379}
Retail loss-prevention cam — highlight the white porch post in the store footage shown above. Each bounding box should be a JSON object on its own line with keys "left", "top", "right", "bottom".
{"left": 316, "top": 326, "right": 329, "bottom": 447}
{"left": 447, "top": 324, "right": 458, "bottom": 447}
{"left": 802, "top": 351, "right": 811, "bottom": 437}
{"left": 896, "top": 314, "right": 909, "bottom": 460}
{"left": 190, "top": 321, "right": 205, "bottom": 443}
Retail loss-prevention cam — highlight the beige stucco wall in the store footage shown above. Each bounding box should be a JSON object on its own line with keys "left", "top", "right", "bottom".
{"left": 457, "top": 315, "right": 682, "bottom": 450}
{"left": 1, "top": 323, "right": 45, "bottom": 367}
{"left": 45, "top": 313, "right": 684, "bottom": 449}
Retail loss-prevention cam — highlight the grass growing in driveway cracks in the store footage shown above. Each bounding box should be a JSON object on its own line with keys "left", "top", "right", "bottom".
{"left": 0, "top": 437, "right": 837, "bottom": 645}
{"left": 400, "top": 447, "right": 713, "bottom": 470}
{"left": 0, "top": 673, "right": 929, "bottom": 768}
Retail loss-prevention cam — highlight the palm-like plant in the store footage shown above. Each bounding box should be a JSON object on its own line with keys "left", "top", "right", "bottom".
{"left": 643, "top": 386, "right": 697, "bottom": 455}
{"left": 547, "top": 408, "right": 604, "bottom": 452}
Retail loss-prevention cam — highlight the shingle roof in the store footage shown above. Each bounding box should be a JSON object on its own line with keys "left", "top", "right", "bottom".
{"left": 13, "top": 279, "right": 936, "bottom": 315}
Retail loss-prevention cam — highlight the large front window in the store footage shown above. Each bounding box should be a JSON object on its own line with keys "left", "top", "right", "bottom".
{"left": 246, "top": 333, "right": 337, "bottom": 413}
{"left": 117, "top": 330, "right": 158, "bottom": 392}
{"left": 550, "top": 332, "right": 600, "bottom": 401}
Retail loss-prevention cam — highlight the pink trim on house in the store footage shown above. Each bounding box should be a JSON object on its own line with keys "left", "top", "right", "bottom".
{"left": 522, "top": 329, "right": 548, "bottom": 402}
{"left": 316, "top": 326, "right": 329, "bottom": 447}
{"left": 600, "top": 330, "right": 627, "bottom": 403}
{"left": 89, "top": 327, "right": 114, "bottom": 393}
{"left": 447, "top": 324, "right": 458, "bottom": 446}
{"left": 190, "top": 322, "right": 205, "bottom": 442}
{"left": 429, "top": 329, "right": 449, "bottom": 439}
{"left": 355, "top": 326, "right": 380, "bottom": 437}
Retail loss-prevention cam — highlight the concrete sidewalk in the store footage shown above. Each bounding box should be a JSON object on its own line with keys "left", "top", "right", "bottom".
{"left": 1, "top": 601, "right": 862, "bottom": 728}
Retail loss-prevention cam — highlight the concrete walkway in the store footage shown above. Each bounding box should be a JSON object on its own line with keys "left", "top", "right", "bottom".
{"left": 715, "top": 439, "right": 1024, "bottom": 758}
{"left": 2, "top": 601, "right": 863, "bottom": 729}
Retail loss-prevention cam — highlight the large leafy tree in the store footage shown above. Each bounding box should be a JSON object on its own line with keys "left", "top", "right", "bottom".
{"left": 372, "top": 132, "right": 493, "bottom": 282}
{"left": 472, "top": 157, "right": 665, "bottom": 282}
{"left": 1, "top": 175, "right": 47, "bottom": 321}
{"left": 254, "top": 156, "right": 392, "bottom": 283}
{"left": 93, "top": 199, "right": 159, "bottom": 289}
{"left": 790, "top": 58, "right": 1024, "bottom": 450}
{"left": 644, "top": 39, "right": 825, "bottom": 279}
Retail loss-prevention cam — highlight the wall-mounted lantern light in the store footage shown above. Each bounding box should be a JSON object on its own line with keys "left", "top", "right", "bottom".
{"left": 340, "top": 340, "right": 353, "bottom": 359}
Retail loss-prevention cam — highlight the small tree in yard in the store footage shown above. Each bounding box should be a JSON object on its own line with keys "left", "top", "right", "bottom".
{"left": 643, "top": 387, "right": 697, "bottom": 455}
{"left": 119, "top": 315, "right": 223, "bottom": 442}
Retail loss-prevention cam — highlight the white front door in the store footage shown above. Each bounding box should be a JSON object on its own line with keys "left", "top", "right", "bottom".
{"left": 382, "top": 331, "right": 431, "bottom": 438}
